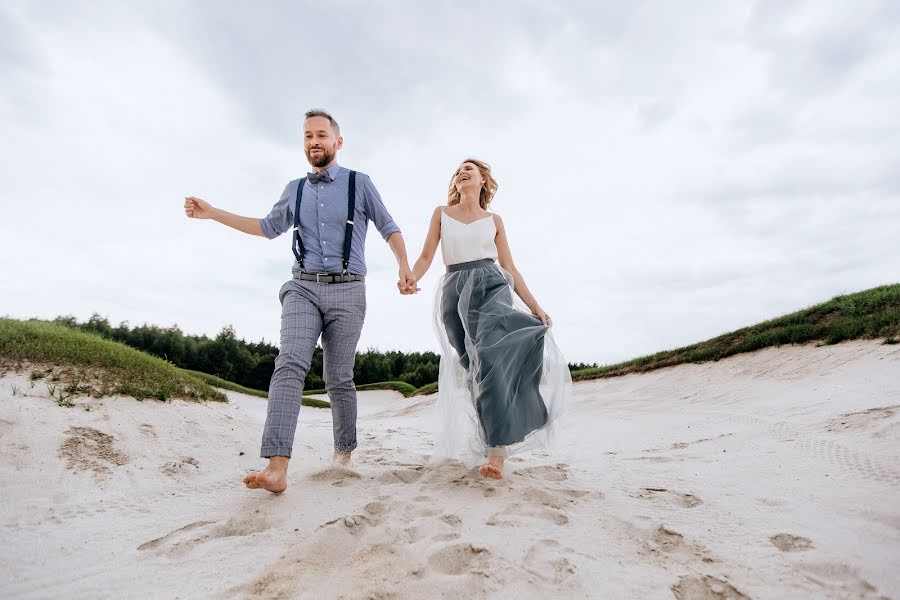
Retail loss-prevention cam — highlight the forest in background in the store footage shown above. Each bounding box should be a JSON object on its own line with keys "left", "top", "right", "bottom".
{"left": 54, "top": 314, "right": 597, "bottom": 392}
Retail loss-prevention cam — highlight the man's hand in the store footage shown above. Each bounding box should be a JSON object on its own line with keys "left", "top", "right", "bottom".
{"left": 184, "top": 196, "right": 216, "bottom": 219}
{"left": 182, "top": 197, "right": 265, "bottom": 236}
{"left": 398, "top": 266, "right": 419, "bottom": 295}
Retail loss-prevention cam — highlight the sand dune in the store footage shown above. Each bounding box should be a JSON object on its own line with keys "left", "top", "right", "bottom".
{"left": 1, "top": 341, "right": 898, "bottom": 599}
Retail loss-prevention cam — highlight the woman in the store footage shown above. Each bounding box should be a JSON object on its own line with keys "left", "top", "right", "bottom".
{"left": 405, "top": 159, "right": 570, "bottom": 478}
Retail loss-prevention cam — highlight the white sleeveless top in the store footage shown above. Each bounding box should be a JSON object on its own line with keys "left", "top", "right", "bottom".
{"left": 440, "top": 209, "right": 499, "bottom": 266}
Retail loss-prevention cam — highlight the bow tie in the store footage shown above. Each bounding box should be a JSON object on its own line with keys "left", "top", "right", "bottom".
{"left": 308, "top": 170, "right": 333, "bottom": 184}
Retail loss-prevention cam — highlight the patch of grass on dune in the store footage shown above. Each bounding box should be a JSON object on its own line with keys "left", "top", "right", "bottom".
{"left": 0, "top": 318, "right": 225, "bottom": 402}
{"left": 303, "top": 380, "right": 436, "bottom": 398}
{"left": 411, "top": 382, "right": 438, "bottom": 396}
{"left": 184, "top": 369, "right": 330, "bottom": 408}
{"left": 178, "top": 371, "right": 428, "bottom": 407}
{"left": 571, "top": 283, "right": 900, "bottom": 382}
{"left": 299, "top": 397, "right": 331, "bottom": 408}
{"left": 182, "top": 369, "right": 268, "bottom": 398}
{"left": 355, "top": 381, "right": 418, "bottom": 396}
{"left": 303, "top": 381, "right": 413, "bottom": 397}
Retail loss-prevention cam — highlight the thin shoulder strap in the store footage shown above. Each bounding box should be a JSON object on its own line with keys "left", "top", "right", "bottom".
{"left": 342, "top": 171, "right": 357, "bottom": 274}
{"left": 291, "top": 177, "right": 308, "bottom": 268}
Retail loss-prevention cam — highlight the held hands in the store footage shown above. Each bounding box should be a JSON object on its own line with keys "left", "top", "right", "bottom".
{"left": 184, "top": 196, "right": 215, "bottom": 219}
{"left": 397, "top": 266, "right": 420, "bottom": 295}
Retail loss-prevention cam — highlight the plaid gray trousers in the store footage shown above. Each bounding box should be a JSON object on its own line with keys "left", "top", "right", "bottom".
{"left": 261, "top": 278, "right": 366, "bottom": 458}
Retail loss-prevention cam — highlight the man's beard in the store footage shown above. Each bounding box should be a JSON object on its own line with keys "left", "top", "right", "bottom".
{"left": 306, "top": 146, "right": 334, "bottom": 168}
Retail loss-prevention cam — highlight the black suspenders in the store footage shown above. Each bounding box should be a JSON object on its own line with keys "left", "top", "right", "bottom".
{"left": 343, "top": 171, "right": 356, "bottom": 274}
{"left": 291, "top": 177, "right": 308, "bottom": 268}
{"left": 291, "top": 170, "right": 357, "bottom": 275}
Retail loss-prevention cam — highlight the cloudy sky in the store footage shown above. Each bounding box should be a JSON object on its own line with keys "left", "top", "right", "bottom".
{"left": 1, "top": 1, "right": 898, "bottom": 364}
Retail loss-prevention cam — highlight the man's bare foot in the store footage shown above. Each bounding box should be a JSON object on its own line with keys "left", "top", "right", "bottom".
{"left": 333, "top": 450, "right": 353, "bottom": 469}
{"left": 243, "top": 456, "right": 289, "bottom": 493}
{"left": 479, "top": 454, "right": 504, "bottom": 479}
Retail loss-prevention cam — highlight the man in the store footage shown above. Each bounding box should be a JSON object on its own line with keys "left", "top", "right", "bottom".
{"left": 184, "top": 109, "right": 416, "bottom": 493}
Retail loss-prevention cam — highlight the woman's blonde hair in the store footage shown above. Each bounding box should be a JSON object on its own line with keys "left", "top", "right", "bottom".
{"left": 447, "top": 158, "right": 499, "bottom": 209}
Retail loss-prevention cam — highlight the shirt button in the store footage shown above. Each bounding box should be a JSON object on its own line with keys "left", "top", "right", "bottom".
{"left": 320, "top": 203, "right": 324, "bottom": 207}
{"left": 320, "top": 186, "right": 324, "bottom": 189}
{"left": 321, "top": 223, "right": 324, "bottom": 226}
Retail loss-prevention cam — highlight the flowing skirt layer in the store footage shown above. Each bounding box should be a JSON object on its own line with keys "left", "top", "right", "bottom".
{"left": 432, "top": 259, "right": 570, "bottom": 466}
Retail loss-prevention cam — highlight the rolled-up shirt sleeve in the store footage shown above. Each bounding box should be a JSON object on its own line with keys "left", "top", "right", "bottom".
{"left": 360, "top": 175, "right": 401, "bottom": 241}
{"left": 259, "top": 180, "right": 296, "bottom": 239}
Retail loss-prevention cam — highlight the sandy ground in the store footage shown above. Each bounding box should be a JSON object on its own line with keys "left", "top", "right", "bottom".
{"left": 1, "top": 340, "right": 898, "bottom": 599}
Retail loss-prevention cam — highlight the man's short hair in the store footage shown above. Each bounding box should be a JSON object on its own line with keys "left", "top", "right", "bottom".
{"left": 304, "top": 109, "right": 340, "bottom": 137}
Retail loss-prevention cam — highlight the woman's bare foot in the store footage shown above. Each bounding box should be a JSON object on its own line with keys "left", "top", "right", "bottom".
{"left": 243, "top": 456, "right": 289, "bottom": 493}
{"left": 333, "top": 450, "right": 353, "bottom": 469}
{"left": 479, "top": 453, "right": 504, "bottom": 479}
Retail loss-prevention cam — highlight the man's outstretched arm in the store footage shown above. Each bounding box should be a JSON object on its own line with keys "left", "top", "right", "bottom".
{"left": 184, "top": 196, "right": 265, "bottom": 237}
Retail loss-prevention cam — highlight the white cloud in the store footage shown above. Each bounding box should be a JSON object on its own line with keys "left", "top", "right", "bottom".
{"left": 1, "top": 1, "right": 898, "bottom": 365}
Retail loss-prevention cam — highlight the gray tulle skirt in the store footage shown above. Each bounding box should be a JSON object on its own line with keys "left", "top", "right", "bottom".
{"left": 432, "top": 259, "right": 570, "bottom": 465}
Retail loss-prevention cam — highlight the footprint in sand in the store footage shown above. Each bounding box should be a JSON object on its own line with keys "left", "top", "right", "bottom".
{"left": 522, "top": 487, "right": 566, "bottom": 509}
{"left": 521, "top": 486, "right": 593, "bottom": 509}
{"left": 642, "top": 524, "right": 717, "bottom": 565}
{"left": 318, "top": 513, "right": 371, "bottom": 537}
{"left": 58, "top": 426, "right": 129, "bottom": 476}
{"left": 512, "top": 464, "right": 569, "bottom": 481}
{"left": 412, "top": 506, "right": 442, "bottom": 518}
{"left": 826, "top": 405, "right": 899, "bottom": 433}
{"left": 561, "top": 488, "right": 594, "bottom": 500}
{"left": 138, "top": 514, "right": 271, "bottom": 556}
{"left": 639, "top": 487, "right": 703, "bottom": 508}
{"left": 671, "top": 575, "right": 750, "bottom": 600}
{"left": 797, "top": 563, "right": 885, "bottom": 598}
{"left": 484, "top": 511, "right": 515, "bottom": 527}
{"left": 427, "top": 543, "right": 490, "bottom": 576}
{"left": 137, "top": 520, "right": 215, "bottom": 552}
{"left": 308, "top": 466, "right": 362, "bottom": 487}
{"left": 652, "top": 525, "right": 686, "bottom": 552}
{"left": 523, "top": 539, "right": 577, "bottom": 585}
{"left": 401, "top": 524, "right": 427, "bottom": 544}
{"left": 487, "top": 502, "right": 569, "bottom": 527}
{"left": 439, "top": 513, "right": 463, "bottom": 527}
{"left": 483, "top": 475, "right": 592, "bottom": 527}
{"left": 363, "top": 501, "right": 389, "bottom": 516}
{"left": 160, "top": 457, "right": 199, "bottom": 476}
{"left": 209, "top": 514, "right": 272, "bottom": 539}
{"left": 375, "top": 467, "right": 424, "bottom": 484}
{"left": 769, "top": 533, "right": 813, "bottom": 552}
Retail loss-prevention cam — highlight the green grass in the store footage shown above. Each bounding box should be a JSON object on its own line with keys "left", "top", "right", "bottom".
{"left": 411, "top": 382, "right": 438, "bottom": 396}
{"left": 302, "top": 380, "right": 437, "bottom": 398}
{"left": 571, "top": 283, "right": 900, "bottom": 381}
{"left": 182, "top": 369, "right": 268, "bottom": 398}
{"left": 0, "top": 318, "right": 225, "bottom": 402}
{"left": 176, "top": 371, "right": 425, "bottom": 408}
{"left": 162, "top": 284, "right": 900, "bottom": 398}
{"left": 8, "top": 284, "right": 894, "bottom": 404}
{"left": 182, "top": 369, "right": 331, "bottom": 409}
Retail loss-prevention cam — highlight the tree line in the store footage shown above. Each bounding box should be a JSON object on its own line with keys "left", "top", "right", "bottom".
{"left": 54, "top": 314, "right": 596, "bottom": 392}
